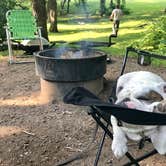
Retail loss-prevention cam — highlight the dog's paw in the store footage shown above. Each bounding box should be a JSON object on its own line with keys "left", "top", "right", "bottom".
{"left": 150, "top": 126, "right": 166, "bottom": 155}
{"left": 112, "top": 139, "right": 128, "bottom": 159}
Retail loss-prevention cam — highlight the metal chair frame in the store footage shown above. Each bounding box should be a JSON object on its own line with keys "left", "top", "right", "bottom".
{"left": 90, "top": 47, "right": 166, "bottom": 166}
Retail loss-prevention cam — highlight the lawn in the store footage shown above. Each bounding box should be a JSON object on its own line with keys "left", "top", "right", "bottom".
{"left": 0, "top": 0, "right": 165, "bottom": 58}
{"left": 49, "top": 0, "right": 166, "bottom": 56}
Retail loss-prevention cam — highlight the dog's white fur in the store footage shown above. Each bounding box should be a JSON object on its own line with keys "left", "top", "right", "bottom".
{"left": 111, "top": 71, "right": 166, "bottom": 159}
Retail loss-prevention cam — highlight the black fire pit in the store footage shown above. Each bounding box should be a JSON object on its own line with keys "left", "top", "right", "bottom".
{"left": 35, "top": 47, "right": 107, "bottom": 101}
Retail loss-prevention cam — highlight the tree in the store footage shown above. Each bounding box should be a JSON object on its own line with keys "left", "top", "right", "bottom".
{"left": 122, "top": 0, "right": 126, "bottom": 7}
{"left": 100, "top": 0, "right": 106, "bottom": 17}
{"left": 116, "top": 0, "right": 121, "bottom": 6}
{"left": 80, "top": 0, "right": 88, "bottom": 17}
{"left": 0, "top": 0, "right": 16, "bottom": 40}
{"left": 109, "top": 0, "right": 114, "bottom": 8}
{"left": 47, "top": 0, "right": 58, "bottom": 32}
{"left": 31, "top": 0, "right": 48, "bottom": 40}
{"left": 60, "top": 0, "right": 70, "bottom": 15}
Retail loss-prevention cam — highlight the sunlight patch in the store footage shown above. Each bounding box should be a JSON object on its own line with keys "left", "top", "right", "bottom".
{"left": 0, "top": 92, "right": 44, "bottom": 106}
{"left": 0, "top": 126, "right": 22, "bottom": 138}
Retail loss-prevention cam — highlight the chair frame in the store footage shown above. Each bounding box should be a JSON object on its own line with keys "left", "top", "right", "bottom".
{"left": 90, "top": 47, "right": 166, "bottom": 166}
{"left": 90, "top": 106, "right": 158, "bottom": 166}
{"left": 5, "top": 10, "right": 43, "bottom": 64}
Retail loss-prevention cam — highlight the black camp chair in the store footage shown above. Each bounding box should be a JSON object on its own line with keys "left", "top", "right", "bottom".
{"left": 63, "top": 47, "right": 166, "bottom": 166}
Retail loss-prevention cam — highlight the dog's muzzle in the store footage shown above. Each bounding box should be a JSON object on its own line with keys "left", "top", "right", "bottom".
{"left": 116, "top": 98, "right": 132, "bottom": 108}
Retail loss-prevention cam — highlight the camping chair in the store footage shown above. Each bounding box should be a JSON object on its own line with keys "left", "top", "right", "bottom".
{"left": 5, "top": 10, "right": 43, "bottom": 64}
{"left": 63, "top": 47, "right": 166, "bottom": 166}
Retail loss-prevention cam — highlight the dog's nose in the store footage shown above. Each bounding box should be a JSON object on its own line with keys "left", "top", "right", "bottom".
{"left": 116, "top": 98, "right": 130, "bottom": 104}
{"left": 116, "top": 98, "right": 130, "bottom": 107}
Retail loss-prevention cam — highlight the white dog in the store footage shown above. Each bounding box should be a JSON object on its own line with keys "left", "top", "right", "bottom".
{"left": 111, "top": 71, "right": 166, "bottom": 159}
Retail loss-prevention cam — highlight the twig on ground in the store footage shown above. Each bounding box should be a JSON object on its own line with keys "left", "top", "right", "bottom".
{"left": 22, "top": 130, "right": 35, "bottom": 136}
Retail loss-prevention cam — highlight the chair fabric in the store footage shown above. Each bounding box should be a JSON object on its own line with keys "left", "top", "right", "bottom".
{"left": 64, "top": 86, "right": 166, "bottom": 126}
{"left": 5, "top": 10, "right": 43, "bottom": 64}
{"left": 6, "top": 10, "right": 37, "bottom": 40}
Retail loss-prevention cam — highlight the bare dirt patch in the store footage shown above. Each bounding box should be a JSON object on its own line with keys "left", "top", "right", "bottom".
{"left": 0, "top": 56, "right": 166, "bottom": 166}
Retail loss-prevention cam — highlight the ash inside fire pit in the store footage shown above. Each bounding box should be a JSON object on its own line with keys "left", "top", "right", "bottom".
{"left": 44, "top": 47, "right": 103, "bottom": 59}
{"left": 35, "top": 47, "right": 107, "bottom": 101}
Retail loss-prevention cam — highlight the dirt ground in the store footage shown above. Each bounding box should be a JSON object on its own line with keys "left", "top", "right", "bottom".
{"left": 0, "top": 55, "right": 166, "bottom": 166}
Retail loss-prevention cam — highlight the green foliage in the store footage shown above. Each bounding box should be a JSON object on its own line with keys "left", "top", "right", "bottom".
{"left": 0, "top": 0, "right": 17, "bottom": 40}
{"left": 102, "top": 3, "right": 130, "bottom": 16}
{"left": 0, "top": 0, "right": 29, "bottom": 41}
{"left": 121, "top": 5, "right": 130, "bottom": 15}
{"left": 131, "top": 16, "right": 166, "bottom": 55}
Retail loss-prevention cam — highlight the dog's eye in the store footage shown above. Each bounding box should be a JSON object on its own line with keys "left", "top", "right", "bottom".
{"left": 137, "top": 91, "right": 163, "bottom": 102}
{"left": 145, "top": 91, "right": 163, "bottom": 102}
{"left": 123, "top": 98, "right": 130, "bottom": 102}
{"left": 117, "top": 86, "right": 123, "bottom": 93}
{"left": 137, "top": 96, "right": 149, "bottom": 101}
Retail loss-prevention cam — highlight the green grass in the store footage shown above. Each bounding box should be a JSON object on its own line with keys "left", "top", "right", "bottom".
{"left": 49, "top": 18, "right": 147, "bottom": 56}
{"left": 1, "top": 0, "right": 165, "bottom": 60}
{"left": 49, "top": 0, "right": 166, "bottom": 57}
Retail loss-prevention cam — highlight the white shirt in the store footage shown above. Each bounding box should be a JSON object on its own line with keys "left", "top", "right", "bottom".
{"left": 111, "top": 9, "right": 122, "bottom": 21}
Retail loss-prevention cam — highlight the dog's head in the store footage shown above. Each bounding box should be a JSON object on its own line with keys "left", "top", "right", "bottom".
{"left": 116, "top": 84, "right": 165, "bottom": 102}
{"left": 116, "top": 72, "right": 166, "bottom": 112}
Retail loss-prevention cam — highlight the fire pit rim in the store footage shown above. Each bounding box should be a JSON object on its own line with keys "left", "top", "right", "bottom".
{"left": 35, "top": 47, "right": 107, "bottom": 60}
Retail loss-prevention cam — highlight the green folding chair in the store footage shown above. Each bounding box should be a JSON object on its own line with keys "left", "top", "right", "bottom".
{"left": 5, "top": 10, "right": 43, "bottom": 64}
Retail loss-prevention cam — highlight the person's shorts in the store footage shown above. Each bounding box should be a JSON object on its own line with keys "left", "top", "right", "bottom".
{"left": 114, "top": 20, "right": 120, "bottom": 29}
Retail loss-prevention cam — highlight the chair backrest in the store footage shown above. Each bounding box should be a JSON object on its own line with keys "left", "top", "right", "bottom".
{"left": 6, "top": 10, "right": 37, "bottom": 40}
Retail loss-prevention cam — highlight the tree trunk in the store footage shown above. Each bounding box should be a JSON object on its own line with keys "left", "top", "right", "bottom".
{"left": 122, "top": 0, "right": 126, "bottom": 6}
{"left": 31, "top": 0, "right": 48, "bottom": 40}
{"left": 61, "top": 0, "right": 67, "bottom": 10}
{"left": 81, "top": 0, "right": 88, "bottom": 16}
{"left": 48, "top": 0, "right": 58, "bottom": 32}
{"left": 67, "top": 0, "right": 71, "bottom": 14}
{"left": 100, "top": 0, "right": 106, "bottom": 17}
{"left": 116, "top": 0, "right": 120, "bottom": 6}
{"left": 109, "top": 0, "right": 113, "bottom": 8}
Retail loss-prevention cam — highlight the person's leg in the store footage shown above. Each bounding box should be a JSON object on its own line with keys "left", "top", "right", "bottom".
{"left": 112, "top": 21, "right": 116, "bottom": 35}
{"left": 115, "top": 20, "right": 120, "bottom": 35}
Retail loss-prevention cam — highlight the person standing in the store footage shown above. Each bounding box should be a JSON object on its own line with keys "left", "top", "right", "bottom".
{"left": 109, "top": 5, "right": 123, "bottom": 36}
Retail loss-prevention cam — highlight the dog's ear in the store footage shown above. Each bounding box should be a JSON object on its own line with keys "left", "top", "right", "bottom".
{"left": 164, "top": 85, "right": 166, "bottom": 93}
{"left": 145, "top": 90, "right": 163, "bottom": 102}
{"left": 161, "top": 83, "right": 166, "bottom": 93}
{"left": 156, "top": 82, "right": 166, "bottom": 98}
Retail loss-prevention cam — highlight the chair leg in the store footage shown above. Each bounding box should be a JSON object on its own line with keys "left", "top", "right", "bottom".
{"left": 5, "top": 27, "right": 14, "bottom": 64}
{"left": 38, "top": 27, "right": 43, "bottom": 51}
{"left": 94, "top": 124, "right": 108, "bottom": 166}
{"left": 123, "top": 149, "right": 157, "bottom": 166}
{"left": 91, "top": 112, "right": 141, "bottom": 166}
